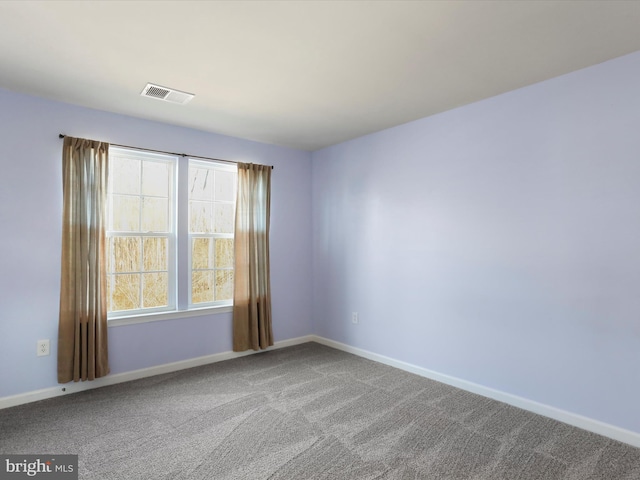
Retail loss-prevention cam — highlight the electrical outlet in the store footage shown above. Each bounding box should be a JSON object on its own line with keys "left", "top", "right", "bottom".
{"left": 37, "top": 339, "right": 50, "bottom": 357}
{"left": 352, "top": 312, "right": 359, "bottom": 324}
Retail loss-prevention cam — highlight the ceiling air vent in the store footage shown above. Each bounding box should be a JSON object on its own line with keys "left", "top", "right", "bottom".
{"left": 141, "top": 83, "right": 194, "bottom": 105}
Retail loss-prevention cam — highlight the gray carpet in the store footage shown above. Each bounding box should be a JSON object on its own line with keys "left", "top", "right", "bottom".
{"left": 1, "top": 342, "right": 639, "bottom": 479}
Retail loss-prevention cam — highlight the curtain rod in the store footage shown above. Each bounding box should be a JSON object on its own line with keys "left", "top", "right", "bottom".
{"left": 58, "top": 134, "right": 273, "bottom": 169}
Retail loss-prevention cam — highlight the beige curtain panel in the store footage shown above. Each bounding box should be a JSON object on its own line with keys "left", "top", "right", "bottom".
{"left": 58, "top": 136, "right": 110, "bottom": 383}
{"left": 233, "top": 163, "right": 273, "bottom": 351}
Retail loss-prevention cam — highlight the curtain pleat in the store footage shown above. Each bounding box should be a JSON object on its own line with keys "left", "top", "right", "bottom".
{"left": 233, "top": 163, "right": 273, "bottom": 351}
{"left": 58, "top": 136, "right": 110, "bottom": 383}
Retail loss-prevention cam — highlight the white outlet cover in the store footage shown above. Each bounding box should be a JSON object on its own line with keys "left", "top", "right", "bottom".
{"left": 37, "top": 339, "right": 50, "bottom": 356}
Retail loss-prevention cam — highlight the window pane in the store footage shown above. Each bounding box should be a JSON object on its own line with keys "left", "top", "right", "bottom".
{"left": 215, "top": 238, "right": 234, "bottom": 268}
{"left": 141, "top": 161, "right": 169, "bottom": 196}
{"left": 215, "top": 170, "right": 235, "bottom": 201}
{"left": 143, "top": 237, "right": 167, "bottom": 272}
{"left": 141, "top": 197, "right": 168, "bottom": 232}
{"left": 214, "top": 203, "right": 234, "bottom": 233}
{"left": 111, "top": 274, "right": 140, "bottom": 311}
{"left": 190, "top": 201, "right": 212, "bottom": 233}
{"left": 111, "top": 195, "right": 140, "bottom": 231}
{"left": 215, "top": 270, "right": 233, "bottom": 301}
{"left": 192, "top": 271, "right": 214, "bottom": 304}
{"left": 143, "top": 273, "right": 168, "bottom": 308}
{"left": 192, "top": 238, "right": 212, "bottom": 269}
{"left": 189, "top": 167, "right": 214, "bottom": 201}
{"left": 111, "top": 157, "right": 140, "bottom": 195}
{"left": 112, "top": 236, "right": 141, "bottom": 273}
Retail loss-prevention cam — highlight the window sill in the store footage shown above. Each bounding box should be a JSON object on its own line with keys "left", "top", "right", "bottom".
{"left": 107, "top": 305, "right": 233, "bottom": 327}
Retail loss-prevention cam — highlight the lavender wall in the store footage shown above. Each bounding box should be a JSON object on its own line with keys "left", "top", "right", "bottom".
{"left": 312, "top": 51, "right": 640, "bottom": 434}
{"left": 0, "top": 89, "right": 312, "bottom": 398}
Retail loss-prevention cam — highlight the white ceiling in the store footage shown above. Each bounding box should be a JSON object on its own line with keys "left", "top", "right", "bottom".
{"left": 1, "top": 1, "right": 640, "bottom": 151}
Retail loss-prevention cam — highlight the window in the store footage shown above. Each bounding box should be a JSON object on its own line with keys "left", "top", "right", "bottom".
{"left": 106, "top": 147, "right": 236, "bottom": 320}
{"left": 106, "top": 148, "right": 175, "bottom": 314}
{"left": 188, "top": 160, "right": 237, "bottom": 306}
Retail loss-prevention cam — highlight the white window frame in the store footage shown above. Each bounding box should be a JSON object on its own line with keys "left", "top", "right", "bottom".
{"left": 106, "top": 147, "right": 236, "bottom": 326}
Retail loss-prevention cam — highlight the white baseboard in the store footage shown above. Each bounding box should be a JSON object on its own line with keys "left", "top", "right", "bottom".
{"left": 3, "top": 333, "right": 639, "bottom": 449}
{"left": 0, "top": 335, "right": 315, "bottom": 410}
{"left": 310, "top": 335, "right": 640, "bottom": 449}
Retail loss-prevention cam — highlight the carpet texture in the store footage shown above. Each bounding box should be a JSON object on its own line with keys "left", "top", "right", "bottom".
{"left": 1, "top": 342, "right": 639, "bottom": 479}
